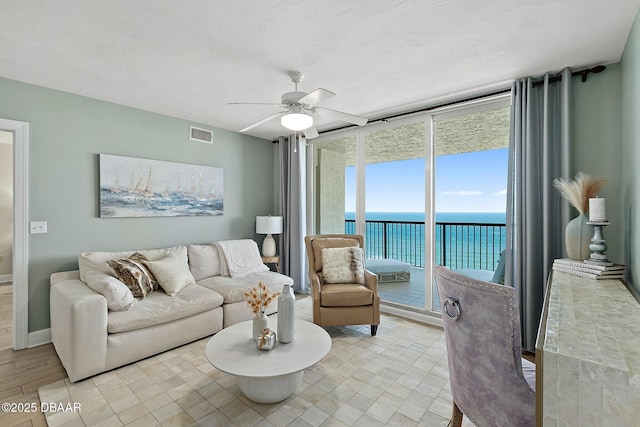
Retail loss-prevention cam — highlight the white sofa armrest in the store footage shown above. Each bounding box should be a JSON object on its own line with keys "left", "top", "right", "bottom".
{"left": 50, "top": 271, "right": 108, "bottom": 382}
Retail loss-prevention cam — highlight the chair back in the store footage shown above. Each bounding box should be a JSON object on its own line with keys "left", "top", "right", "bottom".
{"left": 305, "top": 234, "right": 363, "bottom": 274}
{"left": 433, "top": 266, "right": 535, "bottom": 427}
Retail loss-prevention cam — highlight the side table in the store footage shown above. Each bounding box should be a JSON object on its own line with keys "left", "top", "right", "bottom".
{"left": 261, "top": 255, "right": 280, "bottom": 273}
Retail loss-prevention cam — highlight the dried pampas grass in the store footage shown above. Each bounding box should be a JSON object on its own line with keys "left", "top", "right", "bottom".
{"left": 553, "top": 172, "right": 607, "bottom": 214}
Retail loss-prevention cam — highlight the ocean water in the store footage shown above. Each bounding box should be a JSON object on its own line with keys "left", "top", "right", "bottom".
{"left": 345, "top": 212, "right": 506, "bottom": 223}
{"left": 344, "top": 212, "right": 507, "bottom": 270}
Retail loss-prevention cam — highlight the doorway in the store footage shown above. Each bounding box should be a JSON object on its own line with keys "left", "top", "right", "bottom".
{"left": 0, "top": 130, "right": 11, "bottom": 349}
{"left": 0, "top": 119, "right": 29, "bottom": 350}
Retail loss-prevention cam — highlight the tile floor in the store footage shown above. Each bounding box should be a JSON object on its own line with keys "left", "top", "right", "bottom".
{"left": 39, "top": 296, "right": 454, "bottom": 426}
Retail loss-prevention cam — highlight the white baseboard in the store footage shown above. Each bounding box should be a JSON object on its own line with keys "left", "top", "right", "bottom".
{"left": 380, "top": 304, "right": 443, "bottom": 328}
{"left": 0, "top": 274, "right": 12, "bottom": 284}
{"left": 28, "top": 328, "right": 51, "bottom": 348}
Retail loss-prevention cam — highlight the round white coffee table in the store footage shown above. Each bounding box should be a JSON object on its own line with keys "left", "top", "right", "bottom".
{"left": 205, "top": 317, "right": 331, "bottom": 403}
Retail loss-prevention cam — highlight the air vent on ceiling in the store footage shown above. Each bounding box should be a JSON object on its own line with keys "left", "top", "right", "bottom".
{"left": 189, "top": 126, "right": 213, "bottom": 144}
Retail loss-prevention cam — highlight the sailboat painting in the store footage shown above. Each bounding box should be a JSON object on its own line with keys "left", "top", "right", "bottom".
{"left": 99, "top": 154, "right": 224, "bottom": 217}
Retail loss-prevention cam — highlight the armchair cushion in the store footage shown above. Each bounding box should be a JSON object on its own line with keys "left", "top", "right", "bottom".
{"left": 321, "top": 247, "right": 365, "bottom": 284}
{"left": 320, "top": 284, "right": 373, "bottom": 307}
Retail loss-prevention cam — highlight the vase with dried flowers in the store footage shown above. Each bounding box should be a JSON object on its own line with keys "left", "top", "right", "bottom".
{"left": 554, "top": 172, "right": 607, "bottom": 260}
{"left": 244, "top": 282, "right": 280, "bottom": 340}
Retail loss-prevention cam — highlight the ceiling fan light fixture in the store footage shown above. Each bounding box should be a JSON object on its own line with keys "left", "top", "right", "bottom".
{"left": 281, "top": 111, "right": 313, "bottom": 131}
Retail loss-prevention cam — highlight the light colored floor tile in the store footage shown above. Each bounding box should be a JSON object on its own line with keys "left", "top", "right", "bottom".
{"left": 266, "top": 406, "right": 298, "bottom": 426}
{"left": 161, "top": 412, "right": 195, "bottom": 427}
{"left": 366, "top": 401, "right": 396, "bottom": 424}
{"left": 300, "top": 406, "right": 331, "bottom": 426}
{"left": 333, "top": 404, "right": 364, "bottom": 425}
{"left": 35, "top": 297, "right": 471, "bottom": 427}
{"left": 116, "top": 402, "right": 149, "bottom": 425}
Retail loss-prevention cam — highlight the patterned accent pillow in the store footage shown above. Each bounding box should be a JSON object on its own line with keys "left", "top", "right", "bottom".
{"left": 321, "top": 247, "right": 366, "bottom": 285}
{"left": 107, "top": 252, "right": 158, "bottom": 300}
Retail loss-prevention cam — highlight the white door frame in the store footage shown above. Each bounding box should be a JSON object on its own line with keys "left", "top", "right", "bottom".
{"left": 0, "top": 118, "right": 29, "bottom": 350}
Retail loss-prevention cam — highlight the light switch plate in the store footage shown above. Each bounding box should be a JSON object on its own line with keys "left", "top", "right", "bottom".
{"left": 30, "top": 221, "right": 47, "bottom": 234}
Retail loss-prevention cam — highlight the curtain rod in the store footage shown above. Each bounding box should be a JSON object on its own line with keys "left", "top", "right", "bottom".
{"left": 273, "top": 64, "right": 606, "bottom": 142}
{"left": 531, "top": 64, "right": 606, "bottom": 87}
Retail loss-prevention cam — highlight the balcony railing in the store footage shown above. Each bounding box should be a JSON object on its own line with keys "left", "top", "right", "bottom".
{"left": 345, "top": 219, "right": 506, "bottom": 270}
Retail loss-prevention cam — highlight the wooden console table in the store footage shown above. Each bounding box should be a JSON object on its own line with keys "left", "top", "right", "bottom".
{"left": 536, "top": 270, "right": 640, "bottom": 426}
{"left": 261, "top": 255, "right": 280, "bottom": 273}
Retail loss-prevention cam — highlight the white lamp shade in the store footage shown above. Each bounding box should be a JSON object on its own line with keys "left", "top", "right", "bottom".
{"left": 281, "top": 112, "right": 313, "bottom": 131}
{"left": 256, "top": 216, "right": 283, "bottom": 235}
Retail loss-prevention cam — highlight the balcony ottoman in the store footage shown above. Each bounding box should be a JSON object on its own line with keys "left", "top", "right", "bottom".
{"left": 366, "top": 258, "right": 411, "bottom": 283}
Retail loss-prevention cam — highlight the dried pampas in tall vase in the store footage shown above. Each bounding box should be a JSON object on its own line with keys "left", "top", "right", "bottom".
{"left": 554, "top": 172, "right": 607, "bottom": 260}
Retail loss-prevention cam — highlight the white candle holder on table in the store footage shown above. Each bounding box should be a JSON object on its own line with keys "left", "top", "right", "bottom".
{"left": 584, "top": 197, "right": 613, "bottom": 266}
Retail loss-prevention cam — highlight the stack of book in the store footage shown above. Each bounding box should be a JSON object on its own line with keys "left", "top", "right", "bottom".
{"left": 552, "top": 258, "right": 625, "bottom": 280}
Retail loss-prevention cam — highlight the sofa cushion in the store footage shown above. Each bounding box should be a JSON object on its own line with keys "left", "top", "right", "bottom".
{"left": 107, "top": 284, "right": 224, "bottom": 334}
{"left": 321, "top": 247, "right": 366, "bottom": 285}
{"left": 79, "top": 246, "right": 185, "bottom": 282}
{"left": 107, "top": 253, "right": 158, "bottom": 300}
{"left": 85, "top": 270, "right": 135, "bottom": 311}
{"left": 187, "top": 244, "right": 222, "bottom": 281}
{"left": 145, "top": 247, "right": 195, "bottom": 296}
{"left": 320, "top": 284, "right": 373, "bottom": 307}
{"left": 197, "top": 271, "right": 293, "bottom": 304}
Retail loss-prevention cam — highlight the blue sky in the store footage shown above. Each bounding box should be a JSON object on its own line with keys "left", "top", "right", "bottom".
{"left": 345, "top": 148, "right": 508, "bottom": 213}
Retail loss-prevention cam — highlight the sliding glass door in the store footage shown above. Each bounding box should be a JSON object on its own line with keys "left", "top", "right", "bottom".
{"left": 432, "top": 99, "right": 510, "bottom": 296}
{"left": 311, "top": 118, "right": 434, "bottom": 312}
{"left": 310, "top": 93, "right": 510, "bottom": 316}
{"left": 363, "top": 120, "right": 430, "bottom": 309}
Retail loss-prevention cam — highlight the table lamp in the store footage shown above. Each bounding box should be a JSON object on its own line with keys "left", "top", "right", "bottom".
{"left": 256, "top": 216, "right": 283, "bottom": 257}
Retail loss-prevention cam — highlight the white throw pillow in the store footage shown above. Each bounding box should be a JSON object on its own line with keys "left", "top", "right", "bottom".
{"left": 85, "top": 269, "right": 135, "bottom": 311}
{"left": 321, "top": 247, "right": 366, "bottom": 285}
{"left": 144, "top": 248, "right": 196, "bottom": 296}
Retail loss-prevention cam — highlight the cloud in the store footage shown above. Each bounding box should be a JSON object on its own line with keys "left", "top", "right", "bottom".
{"left": 441, "top": 190, "right": 483, "bottom": 196}
{"left": 493, "top": 189, "right": 507, "bottom": 196}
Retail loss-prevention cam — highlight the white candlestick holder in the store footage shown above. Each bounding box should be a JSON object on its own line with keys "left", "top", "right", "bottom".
{"left": 584, "top": 221, "right": 613, "bottom": 266}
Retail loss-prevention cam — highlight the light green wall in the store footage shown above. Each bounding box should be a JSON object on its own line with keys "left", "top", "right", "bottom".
{"left": 621, "top": 9, "right": 640, "bottom": 295}
{"left": 571, "top": 63, "right": 623, "bottom": 264}
{"left": 0, "top": 77, "right": 276, "bottom": 332}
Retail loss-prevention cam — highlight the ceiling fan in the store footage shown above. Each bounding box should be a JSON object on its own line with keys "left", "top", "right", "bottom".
{"left": 229, "top": 71, "right": 368, "bottom": 139}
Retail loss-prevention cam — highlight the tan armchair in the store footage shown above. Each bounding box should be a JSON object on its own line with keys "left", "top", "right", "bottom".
{"left": 304, "top": 234, "right": 380, "bottom": 336}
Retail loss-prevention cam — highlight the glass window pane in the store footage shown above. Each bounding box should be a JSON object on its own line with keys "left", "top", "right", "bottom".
{"left": 364, "top": 122, "right": 427, "bottom": 309}
{"left": 433, "top": 105, "right": 510, "bottom": 309}
{"left": 313, "top": 136, "right": 356, "bottom": 234}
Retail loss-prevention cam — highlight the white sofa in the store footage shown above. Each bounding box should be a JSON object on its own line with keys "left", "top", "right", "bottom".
{"left": 50, "top": 240, "right": 293, "bottom": 382}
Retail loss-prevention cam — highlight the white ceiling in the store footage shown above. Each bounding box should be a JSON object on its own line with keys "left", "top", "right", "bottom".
{"left": 1, "top": 0, "right": 638, "bottom": 141}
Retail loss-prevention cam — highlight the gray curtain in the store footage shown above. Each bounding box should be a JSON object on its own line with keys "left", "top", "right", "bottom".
{"left": 278, "top": 135, "right": 308, "bottom": 293}
{"left": 505, "top": 68, "right": 572, "bottom": 351}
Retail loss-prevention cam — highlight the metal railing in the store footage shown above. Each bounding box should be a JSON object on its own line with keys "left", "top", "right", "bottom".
{"left": 345, "top": 219, "right": 506, "bottom": 270}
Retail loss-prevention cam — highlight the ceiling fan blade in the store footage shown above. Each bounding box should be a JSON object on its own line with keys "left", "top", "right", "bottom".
{"left": 298, "top": 88, "right": 335, "bottom": 106}
{"left": 314, "top": 107, "right": 368, "bottom": 126}
{"left": 239, "top": 111, "right": 285, "bottom": 132}
{"left": 228, "top": 102, "right": 283, "bottom": 107}
{"left": 304, "top": 126, "right": 319, "bottom": 139}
